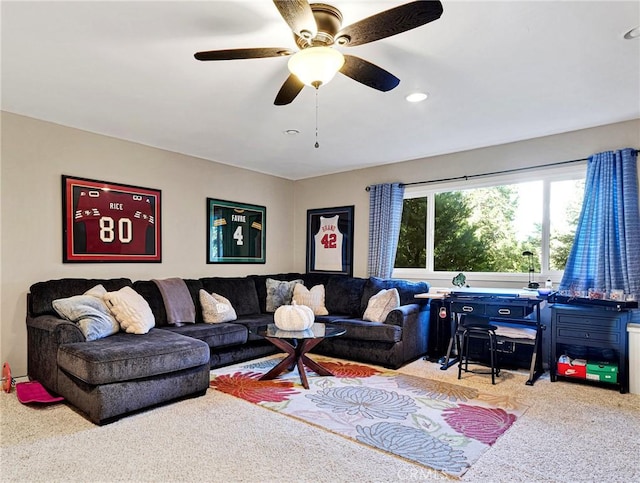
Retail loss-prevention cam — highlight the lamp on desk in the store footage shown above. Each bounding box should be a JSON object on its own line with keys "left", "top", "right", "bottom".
{"left": 522, "top": 251, "right": 539, "bottom": 289}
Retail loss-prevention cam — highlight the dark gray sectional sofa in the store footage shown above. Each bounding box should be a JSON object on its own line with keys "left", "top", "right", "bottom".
{"left": 26, "top": 273, "right": 430, "bottom": 424}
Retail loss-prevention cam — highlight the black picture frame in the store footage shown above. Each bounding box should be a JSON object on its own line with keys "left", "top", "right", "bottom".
{"left": 62, "top": 175, "right": 161, "bottom": 263}
{"left": 206, "top": 198, "right": 266, "bottom": 264}
{"left": 306, "top": 206, "right": 354, "bottom": 276}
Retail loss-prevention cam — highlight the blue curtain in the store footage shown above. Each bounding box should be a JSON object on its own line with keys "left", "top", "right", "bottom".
{"left": 560, "top": 148, "right": 640, "bottom": 299}
{"left": 368, "top": 183, "right": 405, "bottom": 278}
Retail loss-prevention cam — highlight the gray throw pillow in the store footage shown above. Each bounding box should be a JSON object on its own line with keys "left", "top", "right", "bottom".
{"left": 265, "top": 278, "right": 303, "bottom": 312}
{"left": 52, "top": 284, "right": 120, "bottom": 341}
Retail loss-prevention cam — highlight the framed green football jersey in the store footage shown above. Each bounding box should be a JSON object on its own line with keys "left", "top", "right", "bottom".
{"left": 207, "top": 198, "right": 266, "bottom": 264}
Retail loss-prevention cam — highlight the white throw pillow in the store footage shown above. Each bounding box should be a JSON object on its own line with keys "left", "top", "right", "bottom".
{"left": 199, "top": 290, "right": 237, "bottom": 324}
{"left": 104, "top": 286, "right": 155, "bottom": 334}
{"left": 363, "top": 288, "right": 400, "bottom": 323}
{"left": 292, "top": 284, "right": 329, "bottom": 316}
{"left": 52, "top": 284, "right": 120, "bottom": 341}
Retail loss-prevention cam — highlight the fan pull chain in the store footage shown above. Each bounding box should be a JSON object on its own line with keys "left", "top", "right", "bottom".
{"left": 314, "top": 87, "right": 319, "bottom": 149}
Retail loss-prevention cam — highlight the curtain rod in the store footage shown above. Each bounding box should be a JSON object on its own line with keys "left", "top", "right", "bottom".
{"left": 365, "top": 149, "right": 640, "bottom": 191}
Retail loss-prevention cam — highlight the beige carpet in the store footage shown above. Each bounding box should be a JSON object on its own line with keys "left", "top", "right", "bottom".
{"left": 1, "top": 357, "right": 639, "bottom": 482}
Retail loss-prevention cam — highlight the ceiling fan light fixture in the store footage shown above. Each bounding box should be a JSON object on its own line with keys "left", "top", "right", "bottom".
{"left": 288, "top": 47, "right": 345, "bottom": 88}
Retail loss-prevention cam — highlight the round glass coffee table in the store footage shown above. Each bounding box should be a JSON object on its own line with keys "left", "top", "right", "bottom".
{"left": 253, "top": 323, "right": 346, "bottom": 389}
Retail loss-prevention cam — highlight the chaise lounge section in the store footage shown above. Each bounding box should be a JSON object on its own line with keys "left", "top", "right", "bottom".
{"left": 26, "top": 278, "right": 211, "bottom": 424}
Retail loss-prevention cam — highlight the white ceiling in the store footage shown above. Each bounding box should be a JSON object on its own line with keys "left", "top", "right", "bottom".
{"left": 2, "top": 1, "right": 639, "bottom": 180}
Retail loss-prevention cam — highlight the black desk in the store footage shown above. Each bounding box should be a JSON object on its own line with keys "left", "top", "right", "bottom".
{"left": 438, "top": 288, "right": 545, "bottom": 386}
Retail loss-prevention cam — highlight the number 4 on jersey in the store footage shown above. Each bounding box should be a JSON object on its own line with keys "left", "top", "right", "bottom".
{"left": 233, "top": 225, "right": 244, "bottom": 246}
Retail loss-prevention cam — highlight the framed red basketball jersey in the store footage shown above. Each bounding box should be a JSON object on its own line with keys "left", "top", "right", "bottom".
{"left": 306, "top": 206, "right": 354, "bottom": 276}
{"left": 62, "top": 175, "right": 161, "bottom": 262}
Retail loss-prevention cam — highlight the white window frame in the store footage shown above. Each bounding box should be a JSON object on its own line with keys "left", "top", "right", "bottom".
{"left": 392, "top": 163, "right": 587, "bottom": 286}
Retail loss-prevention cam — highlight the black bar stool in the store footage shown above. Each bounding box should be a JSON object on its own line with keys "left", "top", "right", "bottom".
{"left": 457, "top": 319, "right": 501, "bottom": 384}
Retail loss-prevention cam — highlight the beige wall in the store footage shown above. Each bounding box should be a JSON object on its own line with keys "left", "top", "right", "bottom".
{"left": 1, "top": 112, "right": 295, "bottom": 375}
{"left": 2, "top": 112, "right": 639, "bottom": 376}
{"left": 293, "top": 119, "right": 640, "bottom": 280}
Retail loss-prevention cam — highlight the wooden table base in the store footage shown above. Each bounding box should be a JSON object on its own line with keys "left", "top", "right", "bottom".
{"left": 259, "top": 337, "right": 335, "bottom": 389}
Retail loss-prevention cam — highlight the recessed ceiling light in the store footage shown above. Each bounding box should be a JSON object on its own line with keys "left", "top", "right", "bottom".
{"left": 283, "top": 129, "right": 300, "bottom": 135}
{"left": 624, "top": 26, "right": 640, "bottom": 39}
{"left": 406, "top": 92, "right": 428, "bottom": 103}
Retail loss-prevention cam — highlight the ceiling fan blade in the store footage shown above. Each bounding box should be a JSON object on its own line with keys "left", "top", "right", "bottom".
{"left": 273, "top": 0, "right": 317, "bottom": 39}
{"left": 274, "top": 74, "right": 305, "bottom": 105}
{"left": 194, "top": 47, "right": 294, "bottom": 61}
{"left": 336, "top": 0, "right": 443, "bottom": 47}
{"left": 340, "top": 55, "right": 400, "bottom": 92}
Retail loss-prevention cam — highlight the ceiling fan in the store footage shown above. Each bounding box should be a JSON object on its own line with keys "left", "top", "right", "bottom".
{"left": 194, "top": 1, "right": 444, "bottom": 105}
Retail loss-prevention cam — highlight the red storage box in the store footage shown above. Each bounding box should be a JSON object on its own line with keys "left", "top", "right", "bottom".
{"left": 557, "top": 359, "right": 587, "bottom": 379}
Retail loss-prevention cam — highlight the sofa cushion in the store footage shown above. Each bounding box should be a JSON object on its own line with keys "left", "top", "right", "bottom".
{"left": 52, "top": 285, "right": 120, "bottom": 341}
{"left": 104, "top": 286, "right": 155, "bottom": 334}
{"left": 159, "top": 322, "right": 247, "bottom": 349}
{"left": 199, "top": 290, "right": 237, "bottom": 323}
{"left": 325, "top": 276, "right": 367, "bottom": 316}
{"left": 325, "top": 319, "right": 402, "bottom": 343}
{"left": 200, "top": 277, "right": 260, "bottom": 316}
{"left": 313, "top": 314, "right": 356, "bottom": 323}
{"left": 265, "top": 278, "right": 303, "bottom": 312}
{"left": 232, "top": 314, "right": 277, "bottom": 341}
{"left": 363, "top": 288, "right": 400, "bottom": 323}
{"left": 300, "top": 273, "right": 334, "bottom": 289}
{"left": 360, "top": 277, "right": 430, "bottom": 314}
{"left": 133, "top": 279, "right": 203, "bottom": 326}
{"left": 29, "top": 278, "right": 133, "bottom": 317}
{"left": 57, "top": 329, "right": 209, "bottom": 385}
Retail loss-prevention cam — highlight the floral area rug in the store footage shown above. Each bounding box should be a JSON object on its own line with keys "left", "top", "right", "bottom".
{"left": 210, "top": 355, "right": 529, "bottom": 478}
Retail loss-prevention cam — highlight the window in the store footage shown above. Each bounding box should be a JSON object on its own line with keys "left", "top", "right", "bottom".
{"left": 394, "top": 164, "right": 586, "bottom": 282}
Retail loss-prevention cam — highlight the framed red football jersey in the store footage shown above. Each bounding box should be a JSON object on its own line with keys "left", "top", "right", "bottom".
{"left": 62, "top": 175, "right": 161, "bottom": 262}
